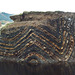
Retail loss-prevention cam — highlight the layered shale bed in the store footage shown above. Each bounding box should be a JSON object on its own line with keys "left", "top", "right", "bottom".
{"left": 0, "top": 11, "right": 75, "bottom": 64}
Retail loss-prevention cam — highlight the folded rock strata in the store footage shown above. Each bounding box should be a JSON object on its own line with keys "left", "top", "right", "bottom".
{"left": 0, "top": 11, "right": 75, "bottom": 63}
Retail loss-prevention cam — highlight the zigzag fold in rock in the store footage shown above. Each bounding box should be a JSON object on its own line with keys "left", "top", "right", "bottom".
{"left": 0, "top": 12, "right": 75, "bottom": 63}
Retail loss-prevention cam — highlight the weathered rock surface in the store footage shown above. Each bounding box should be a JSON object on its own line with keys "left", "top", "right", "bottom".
{"left": 0, "top": 11, "right": 75, "bottom": 64}
{"left": 10, "top": 11, "right": 75, "bottom": 22}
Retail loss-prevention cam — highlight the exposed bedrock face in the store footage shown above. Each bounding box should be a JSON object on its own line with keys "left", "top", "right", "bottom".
{"left": 0, "top": 12, "right": 75, "bottom": 63}
{"left": 10, "top": 11, "right": 75, "bottom": 22}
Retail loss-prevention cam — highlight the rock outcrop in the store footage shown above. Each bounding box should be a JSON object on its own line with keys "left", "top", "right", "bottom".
{"left": 10, "top": 11, "right": 75, "bottom": 22}
{"left": 0, "top": 11, "right": 75, "bottom": 64}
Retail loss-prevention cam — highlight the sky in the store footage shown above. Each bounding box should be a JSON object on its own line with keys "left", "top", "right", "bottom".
{"left": 0, "top": 0, "right": 75, "bottom": 15}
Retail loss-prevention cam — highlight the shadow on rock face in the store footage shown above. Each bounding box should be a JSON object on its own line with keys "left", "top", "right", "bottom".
{"left": 0, "top": 61, "right": 75, "bottom": 75}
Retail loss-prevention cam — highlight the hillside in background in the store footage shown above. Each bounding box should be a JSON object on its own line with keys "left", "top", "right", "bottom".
{"left": 0, "top": 12, "right": 13, "bottom": 26}
{"left": 0, "top": 12, "right": 13, "bottom": 21}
